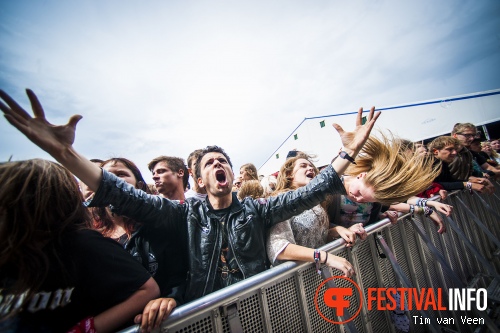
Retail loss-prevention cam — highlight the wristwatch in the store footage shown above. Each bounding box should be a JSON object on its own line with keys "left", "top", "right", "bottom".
{"left": 339, "top": 151, "right": 357, "bottom": 164}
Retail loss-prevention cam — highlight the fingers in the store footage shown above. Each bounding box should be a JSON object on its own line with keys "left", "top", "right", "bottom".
{"left": 436, "top": 220, "right": 446, "bottom": 234}
{"left": 355, "top": 107, "right": 363, "bottom": 126}
{"left": 347, "top": 223, "right": 367, "bottom": 241}
{"left": 154, "top": 299, "right": 176, "bottom": 329}
{"left": 140, "top": 298, "right": 176, "bottom": 332}
{"left": 388, "top": 211, "right": 398, "bottom": 224}
{"left": 329, "top": 256, "right": 355, "bottom": 277}
{"left": 332, "top": 123, "right": 344, "bottom": 137}
{"left": 26, "top": 89, "right": 46, "bottom": 119}
{"left": 0, "top": 90, "right": 32, "bottom": 122}
{"left": 340, "top": 229, "right": 356, "bottom": 246}
{"left": 356, "top": 223, "right": 368, "bottom": 240}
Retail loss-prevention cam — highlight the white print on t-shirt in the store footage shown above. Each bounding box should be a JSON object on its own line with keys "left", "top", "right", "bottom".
{"left": 0, "top": 287, "right": 74, "bottom": 316}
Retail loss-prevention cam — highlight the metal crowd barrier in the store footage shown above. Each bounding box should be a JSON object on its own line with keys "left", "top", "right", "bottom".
{"left": 120, "top": 184, "right": 500, "bottom": 333}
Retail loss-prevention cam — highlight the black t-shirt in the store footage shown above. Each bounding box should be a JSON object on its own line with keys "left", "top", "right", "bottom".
{"left": 212, "top": 207, "right": 243, "bottom": 291}
{"left": 470, "top": 150, "right": 488, "bottom": 167}
{"left": 125, "top": 221, "right": 188, "bottom": 303}
{"left": 1, "top": 229, "right": 151, "bottom": 332}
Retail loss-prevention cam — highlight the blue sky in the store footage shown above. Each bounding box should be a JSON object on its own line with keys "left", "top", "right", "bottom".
{"left": 1, "top": 0, "right": 499, "bottom": 182}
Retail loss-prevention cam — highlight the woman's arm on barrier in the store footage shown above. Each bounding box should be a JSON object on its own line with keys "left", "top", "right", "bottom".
{"left": 276, "top": 244, "right": 355, "bottom": 277}
{"left": 406, "top": 197, "right": 453, "bottom": 217}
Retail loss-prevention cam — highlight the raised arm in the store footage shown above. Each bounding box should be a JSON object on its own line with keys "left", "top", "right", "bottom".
{"left": 330, "top": 106, "right": 381, "bottom": 175}
{"left": 0, "top": 89, "right": 102, "bottom": 191}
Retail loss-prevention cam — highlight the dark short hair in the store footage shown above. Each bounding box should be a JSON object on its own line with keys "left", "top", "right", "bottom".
{"left": 195, "top": 146, "right": 233, "bottom": 179}
{"left": 148, "top": 156, "right": 189, "bottom": 189}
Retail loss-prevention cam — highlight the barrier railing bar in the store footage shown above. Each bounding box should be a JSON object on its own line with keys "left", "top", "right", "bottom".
{"left": 444, "top": 216, "right": 500, "bottom": 281}
{"left": 410, "top": 218, "right": 465, "bottom": 289}
{"left": 375, "top": 235, "right": 441, "bottom": 333}
{"left": 469, "top": 192, "right": 500, "bottom": 223}
{"left": 451, "top": 196, "right": 500, "bottom": 253}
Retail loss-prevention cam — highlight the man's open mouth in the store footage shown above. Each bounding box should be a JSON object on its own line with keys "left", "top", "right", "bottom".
{"left": 215, "top": 170, "right": 228, "bottom": 186}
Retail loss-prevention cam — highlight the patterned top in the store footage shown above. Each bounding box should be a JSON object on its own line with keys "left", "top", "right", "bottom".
{"left": 267, "top": 205, "right": 328, "bottom": 266}
{"left": 338, "top": 195, "right": 374, "bottom": 228}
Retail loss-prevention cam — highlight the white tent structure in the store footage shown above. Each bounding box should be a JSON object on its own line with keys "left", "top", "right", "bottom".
{"left": 258, "top": 89, "right": 500, "bottom": 176}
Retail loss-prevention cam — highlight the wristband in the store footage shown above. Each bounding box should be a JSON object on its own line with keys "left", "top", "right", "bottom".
{"left": 338, "top": 151, "right": 357, "bottom": 164}
{"left": 409, "top": 204, "right": 415, "bottom": 215}
{"left": 424, "top": 206, "right": 434, "bottom": 217}
{"left": 314, "top": 249, "right": 321, "bottom": 275}
{"left": 323, "top": 251, "right": 329, "bottom": 264}
{"left": 67, "top": 317, "right": 96, "bottom": 333}
{"left": 466, "top": 182, "right": 473, "bottom": 194}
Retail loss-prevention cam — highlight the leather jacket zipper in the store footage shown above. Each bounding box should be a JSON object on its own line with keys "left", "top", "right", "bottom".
{"left": 227, "top": 212, "right": 246, "bottom": 279}
{"left": 203, "top": 218, "right": 221, "bottom": 296}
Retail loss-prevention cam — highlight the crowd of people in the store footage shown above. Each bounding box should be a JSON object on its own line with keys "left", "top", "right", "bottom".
{"left": 0, "top": 88, "right": 499, "bottom": 333}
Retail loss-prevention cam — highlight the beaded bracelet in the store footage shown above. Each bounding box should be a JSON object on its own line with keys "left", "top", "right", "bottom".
{"left": 419, "top": 199, "right": 428, "bottom": 207}
{"left": 424, "top": 206, "right": 434, "bottom": 217}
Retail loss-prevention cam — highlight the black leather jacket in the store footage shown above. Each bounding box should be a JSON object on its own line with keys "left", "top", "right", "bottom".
{"left": 88, "top": 164, "right": 346, "bottom": 302}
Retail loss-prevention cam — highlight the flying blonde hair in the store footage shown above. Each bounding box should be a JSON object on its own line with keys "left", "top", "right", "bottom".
{"left": 345, "top": 133, "right": 441, "bottom": 204}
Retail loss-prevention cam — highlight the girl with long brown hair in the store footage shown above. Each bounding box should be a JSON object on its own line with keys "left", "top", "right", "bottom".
{"left": 0, "top": 159, "right": 159, "bottom": 332}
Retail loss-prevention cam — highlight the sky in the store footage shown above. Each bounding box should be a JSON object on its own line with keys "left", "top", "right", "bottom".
{"left": 1, "top": 0, "right": 500, "bottom": 184}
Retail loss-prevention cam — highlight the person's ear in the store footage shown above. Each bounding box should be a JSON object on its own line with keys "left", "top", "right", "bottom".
{"left": 137, "top": 181, "right": 144, "bottom": 189}
{"left": 178, "top": 169, "right": 184, "bottom": 178}
{"left": 358, "top": 172, "right": 367, "bottom": 179}
{"left": 198, "top": 177, "right": 205, "bottom": 188}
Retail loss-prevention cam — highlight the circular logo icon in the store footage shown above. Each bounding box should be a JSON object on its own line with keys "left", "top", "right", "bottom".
{"left": 314, "top": 276, "right": 363, "bottom": 324}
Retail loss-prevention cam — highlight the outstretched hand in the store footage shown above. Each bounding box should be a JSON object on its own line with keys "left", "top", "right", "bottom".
{"left": 332, "top": 106, "right": 381, "bottom": 155}
{"left": 0, "top": 89, "right": 81, "bottom": 158}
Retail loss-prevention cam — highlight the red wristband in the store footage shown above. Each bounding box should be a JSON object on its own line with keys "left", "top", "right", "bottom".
{"left": 67, "top": 317, "right": 96, "bottom": 333}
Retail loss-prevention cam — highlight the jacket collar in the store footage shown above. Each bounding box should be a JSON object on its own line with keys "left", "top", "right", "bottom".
{"left": 205, "top": 192, "right": 243, "bottom": 218}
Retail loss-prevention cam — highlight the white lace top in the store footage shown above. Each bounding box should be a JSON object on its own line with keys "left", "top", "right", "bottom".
{"left": 267, "top": 204, "right": 329, "bottom": 266}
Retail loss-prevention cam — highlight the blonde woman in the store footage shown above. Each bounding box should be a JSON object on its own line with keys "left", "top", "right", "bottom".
{"left": 267, "top": 135, "right": 441, "bottom": 276}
